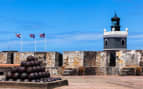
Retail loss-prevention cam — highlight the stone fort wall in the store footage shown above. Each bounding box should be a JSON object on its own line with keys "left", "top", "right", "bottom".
{"left": 0, "top": 50, "right": 143, "bottom": 75}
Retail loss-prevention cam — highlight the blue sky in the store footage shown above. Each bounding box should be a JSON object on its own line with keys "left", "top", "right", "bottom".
{"left": 0, "top": 0, "right": 143, "bottom": 52}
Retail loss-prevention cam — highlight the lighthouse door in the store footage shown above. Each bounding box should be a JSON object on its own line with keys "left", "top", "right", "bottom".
{"left": 109, "top": 52, "right": 116, "bottom": 66}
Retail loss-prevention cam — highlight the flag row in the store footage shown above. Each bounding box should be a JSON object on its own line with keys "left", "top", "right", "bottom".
{"left": 16, "top": 33, "right": 45, "bottom": 38}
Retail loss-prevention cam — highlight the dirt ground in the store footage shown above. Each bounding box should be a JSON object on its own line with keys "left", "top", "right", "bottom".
{"left": 55, "top": 76, "right": 143, "bottom": 89}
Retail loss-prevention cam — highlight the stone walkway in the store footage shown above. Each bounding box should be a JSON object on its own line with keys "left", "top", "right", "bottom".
{"left": 1, "top": 76, "right": 143, "bottom": 89}
{"left": 55, "top": 76, "right": 143, "bottom": 89}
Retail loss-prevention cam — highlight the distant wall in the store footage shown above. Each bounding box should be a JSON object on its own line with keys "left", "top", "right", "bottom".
{"left": 63, "top": 51, "right": 84, "bottom": 68}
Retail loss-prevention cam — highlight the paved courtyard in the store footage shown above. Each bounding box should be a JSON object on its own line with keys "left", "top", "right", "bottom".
{"left": 0, "top": 75, "right": 143, "bottom": 89}
{"left": 55, "top": 76, "right": 143, "bottom": 89}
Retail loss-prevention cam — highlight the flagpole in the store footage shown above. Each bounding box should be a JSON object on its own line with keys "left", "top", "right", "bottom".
{"left": 8, "top": 34, "right": 10, "bottom": 51}
{"left": 34, "top": 38, "right": 36, "bottom": 52}
{"left": 20, "top": 38, "right": 23, "bottom": 52}
{"left": 44, "top": 37, "right": 47, "bottom": 51}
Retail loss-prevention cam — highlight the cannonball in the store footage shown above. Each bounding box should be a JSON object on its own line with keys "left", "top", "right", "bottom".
{"left": 24, "top": 79, "right": 29, "bottom": 82}
{"left": 16, "top": 79, "right": 21, "bottom": 82}
{"left": 36, "top": 66, "right": 41, "bottom": 72}
{"left": 31, "top": 80, "right": 36, "bottom": 82}
{"left": 27, "top": 55, "right": 35, "bottom": 61}
{"left": 21, "top": 73, "right": 27, "bottom": 79}
{"left": 45, "top": 72, "right": 50, "bottom": 78}
{"left": 25, "top": 62, "right": 31, "bottom": 67}
{"left": 32, "top": 66, "right": 37, "bottom": 72}
{"left": 6, "top": 72, "right": 12, "bottom": 78}
{"left": 11, "top": 67, "right": 18, "bottom": 73}
{"left": 38, "top": 72, "right": 42, "bottom": 78}
{"left": 18, "top": 67, "right": 25, "bottom": 72}
{"left": 8, "top": 79, "right": 14, "bottom": 81}
{"left": 34, "top": 61, "right": 40, "bottom": 66}
{"left": 41, "top": 66, "right": 45, "bottom": 72}
{"left": 27, "top": 67, "right": 33, "bottom": 73}
{"left": 13, "top": 72, "right": 19, "bottom": 79}
{"left": 34, "top": 72, "right": 38, "bottom": 78}
{"left": 21, "top": 61, "right": 26, "bottom": 67}
{"left": 36, "top": 79, "right": 40, "bottom": 82}
{"left": 30, "top": 61, "right": 35, "bottom": 66}
{"left": 28, "top": 73, "right": 35, "bottom": 80}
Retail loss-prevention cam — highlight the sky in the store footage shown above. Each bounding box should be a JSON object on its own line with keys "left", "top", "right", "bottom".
{"left": 0, "top": 0, "right": 143, "bottom": 52}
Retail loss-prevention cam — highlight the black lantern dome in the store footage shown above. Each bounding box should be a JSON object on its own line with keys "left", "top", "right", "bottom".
{"left": 111, "top": 13, "right": 120, "bottom": 21}
{"left": 111, "top": 13, "right": 120, "bottom": 31}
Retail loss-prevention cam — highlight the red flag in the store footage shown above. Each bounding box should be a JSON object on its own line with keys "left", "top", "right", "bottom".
{"left": 40, "top": 33, "right": 45, "bottom": 38}
{"left": 16, "top": 33, "right": 21, "bottom": 38}
{"left": 30, "top": 34, "right": 35, "bottom": 38}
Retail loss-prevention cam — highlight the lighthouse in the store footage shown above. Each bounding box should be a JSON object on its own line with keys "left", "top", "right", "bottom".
{"left": 104, "top": 13, "right": 128, "bottom": 51}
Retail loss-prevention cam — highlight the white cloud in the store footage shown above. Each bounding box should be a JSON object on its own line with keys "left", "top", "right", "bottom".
{"left": 128, "top": 34, "right": 143, "bottom": 39}
{"left": 52, "top": 33, "right": 103, "bottom": 41}
{"left": 72, "top": 33, "right": 103, "bottom": 40}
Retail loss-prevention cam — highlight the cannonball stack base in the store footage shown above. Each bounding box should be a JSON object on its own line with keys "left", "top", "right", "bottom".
{"left": 0, "top": 80, "right": 68, "bottom": 89}
{"left": 2, "top": 55, "right": 68, "bottom": 89}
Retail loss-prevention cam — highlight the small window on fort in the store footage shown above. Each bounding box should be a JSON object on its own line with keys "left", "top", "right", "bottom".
{"left": 121, "top": 39, "right": 125, "bottom": 46}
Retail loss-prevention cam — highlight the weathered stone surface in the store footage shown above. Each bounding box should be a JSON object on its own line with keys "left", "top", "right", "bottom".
{"left": 0, "top": 52, "right": 7, "bottom": 64}
{"left": 14, "top": 52, "right": 34, "bottom": 64}
{"left": 116, "top": 50, "right": 142, "bottom": 68}
{"left": 0, "top": 80, "right": 68, "bottom": 89}
{"left": 63, "top": 51, "right": 84, "bottom": 68}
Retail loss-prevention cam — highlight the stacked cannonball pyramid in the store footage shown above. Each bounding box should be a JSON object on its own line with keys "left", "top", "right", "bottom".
{"left": 6, "top": 56, "right": 61, "bottom": 82}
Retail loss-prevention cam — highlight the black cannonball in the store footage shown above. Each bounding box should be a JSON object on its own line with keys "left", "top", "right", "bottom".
{"left": 31, "top": 80, "right": 36, "bottom": 82}
{"left": 21, "top": 61, "right": 26, "bottom": 67}
{"left": 30, "top": 61, "right": 35, "bottom": 66}
{"left": 42, "top": 72, "right": 46, "bottom": 78}
{"left": 34, "top": 61, "right": 40, "bottom": 66}
{"left": 16, "top": 79, "right": 21, "bottom": 82}
{"left": 43, "top": 78, "right": 48, "bottom": 82}
{"left": 18, "top": 67, "right": 25, "bottom": 72}
{"left": 35, "top": 57, "right": 38, "bottom": 61}
{"left": 47, "top": 78, "right": 52, "bottom": 82}
{"left": 32, "top": 66, "right": 37, "bottom": 72}
{"left": 11, "top": 67, "right": 18, "bottom": 73}
{"left": 36, "top": 79, "right": 40, "bottom": 82}
{"left": 21, "top": 73, "right": 27, "bottom": 79}
{"left": 24, "top": 79, "right": 29, "bottom": 82}
{"left": 38, "top": 72, "right": 42, "bottom": 78}
{"left": 36, "top": 66, "right": 41, "bottom": 72}
{"left": 45, "top": 72, "right": 50, "bottom": 78}
{"left": 41, "top": 66, "right": 45, "bottom": 72}
{"left": 34, "top": 72, "right": 38, "bottom": 79}
{"left": 8, "top": 79, "right": 14, "bottom": 81}
{"left": 6, "top": 72, "right": 12, "bottom": 79}
{"left": 28, "top": 73, "right": 35, "bottom": 80}
{"left": 13, "top": 72, "right": 19, "bottom": 79}
{"left": 27, "top": 55, "right": 35, "bottom": 61}
{"left": 25, "top": 62, "right": 31, "bottom": 67}
{"left": 27, "top": 67, "right": 33, "bottom": 73}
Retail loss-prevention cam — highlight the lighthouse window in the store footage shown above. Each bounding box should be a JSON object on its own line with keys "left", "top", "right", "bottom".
{"left": 112, "top": 21, "right": 117, "bottom": 26}
{"left": 105, "top": 39, "right": 108, "bottom": 46}
{"left": 121, "top": 39, "right": 125, "bottom": 46}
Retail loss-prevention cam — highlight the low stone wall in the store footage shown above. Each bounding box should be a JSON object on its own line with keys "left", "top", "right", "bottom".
{"left": 0, "top": 80, "right": 68, "bottom": 89}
